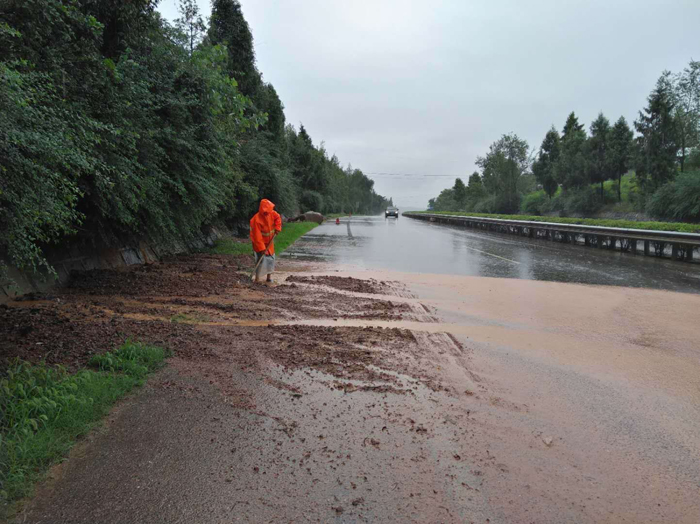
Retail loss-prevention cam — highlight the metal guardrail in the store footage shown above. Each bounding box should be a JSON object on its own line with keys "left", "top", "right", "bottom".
{"left": 404, "top": 213, "right": 700, "bottom": 244}
{"left": 403, "top": 212, "right": 700, "bottom": 261}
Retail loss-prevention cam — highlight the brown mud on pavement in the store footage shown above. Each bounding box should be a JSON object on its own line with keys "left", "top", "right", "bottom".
{"left": 0, "top": 255, "right": 423, "bottom": 368}
{"left": 6, "top": 255, "right": 700, "bottom": 523}
{"left": 4, "top": 254, "right": 490, "bottom": 523}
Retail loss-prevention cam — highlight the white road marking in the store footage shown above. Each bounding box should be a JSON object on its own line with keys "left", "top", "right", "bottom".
{"left": 464, "top": 246, "right": 520, "bottom": 264}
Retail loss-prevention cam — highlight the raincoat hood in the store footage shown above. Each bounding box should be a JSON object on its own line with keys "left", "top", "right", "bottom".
{"left": 259, "top": 199, "right": 275, "bottom": 215}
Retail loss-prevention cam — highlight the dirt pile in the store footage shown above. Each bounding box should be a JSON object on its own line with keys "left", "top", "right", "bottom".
{"left": 1, "top": 254, "right": 426, "bottom": 374}
{"left": 286, "top": 275, "right": 399, "bottom": 295}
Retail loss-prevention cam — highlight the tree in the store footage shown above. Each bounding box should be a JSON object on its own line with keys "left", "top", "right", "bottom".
{"left": 532, "top": 126, "right": 560, "bottom": 198}
{"left": 430, "top": 188, "right": 456, "bottom": 212}
{"left": 608, "top": 116, "right": 634, "bottom": 202}
{"left": 453, "top": 178, "right": 467, "bottom": 209}
{"left": 635, "top": 72, "right": 678, "bottom": 193}
{"left": 255, "top": 82, "right": 286, "bottom": 141}
{"left": 287, "top": 124, "right": 326, "bottom": 192}
{"left": 208, "top": 0, "right": 260, "bottom": 96}
{"left": 466, "top": 171, "right": 485, "bottom": 202}
{"left": 587, "top": 112, "right": 611, "bottom": 202}
{"left": 671, "top": 60, "right": 700, "bottom": 172}
{"left": 556, "top": 112, "right": 588, "bottom": 189}
{"left": 79, "top": 0, "right": 159, "bottom": 59}
{"left": 562, "top": 111, "right": 584, "bottom": 136}
{"left": 175, "top": 0, "right": 206, "bottom": 55}
{"left": 476, "top": 133, "right": 530, "bottom": 213}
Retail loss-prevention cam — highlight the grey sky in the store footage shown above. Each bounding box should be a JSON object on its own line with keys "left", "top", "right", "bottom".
{"left": 158, "top": 0, "right": 699, "bottom": 209}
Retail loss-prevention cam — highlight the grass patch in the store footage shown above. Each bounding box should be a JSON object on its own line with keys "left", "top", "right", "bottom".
{"left": 208, "top": 237, "right": 252, "bottom": 255}
{"left": 602, "top": 172, "right": 637, "bottom": 202}
{"left": 274, "top": 222, "right": 319, "bottom": 252}
{"left": 209, "top": 222, "right": 319, "bottom": 256}
{"left": 0, "top": 341, "right": 168, "bottom": 509}
{"left": 409, "top": 211, "right": 700, "bottom": 234}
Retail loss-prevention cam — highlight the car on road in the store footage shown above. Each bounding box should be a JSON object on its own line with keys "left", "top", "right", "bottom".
{"left": 385, "top": 206, "right": 399, "bottom": 218}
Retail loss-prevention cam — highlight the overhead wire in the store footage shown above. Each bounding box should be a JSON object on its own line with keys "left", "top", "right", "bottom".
{"left": 365, "top": 172, "right": 457, "bottom": 178}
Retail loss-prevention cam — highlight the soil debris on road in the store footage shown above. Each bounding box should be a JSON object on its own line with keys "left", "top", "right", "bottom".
{"left": 7, "top": 249, "right": 697, "bottom": 523}
{"left": 285, "top": 274, "right": 411, "bottom": 296}
{"left": 5, "top": 253, "right": 487, "bottom": 523}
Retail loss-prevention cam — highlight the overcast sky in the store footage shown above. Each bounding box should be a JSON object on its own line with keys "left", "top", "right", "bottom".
{"left": 158, "top": 0, "right": 699, "bottom": 209}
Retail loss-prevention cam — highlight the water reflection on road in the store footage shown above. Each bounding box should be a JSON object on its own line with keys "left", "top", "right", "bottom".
{"left": 284, "top": 215, "right": 700, "bottom": 293}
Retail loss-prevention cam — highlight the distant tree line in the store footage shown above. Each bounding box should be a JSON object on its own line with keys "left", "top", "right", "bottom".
{"left": 429, "top": 61, "right": 700, "bottom": 221}
{"left": 0, "top": 0, "right": 390, "bottom": 274}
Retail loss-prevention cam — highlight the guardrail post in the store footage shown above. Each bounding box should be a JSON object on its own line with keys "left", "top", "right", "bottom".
{"left": 687, "top": 247, "right": 694, "bottom": 261}
{"left": 631, "top": 240, "right": 638, "bottom": 254}
{"left": 672, "top": 244, "right": 679, "bottom": 259}
{"left": 644, "top": 240, "right": 650, "bottom": 255}
{"left": 585, "top": 235, "right": 590, "bottom": 246}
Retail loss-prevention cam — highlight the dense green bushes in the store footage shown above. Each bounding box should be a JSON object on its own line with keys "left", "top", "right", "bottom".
{"left": 0, "top": 0, "right": 389, "bottom": 276}
{"left": 521, "top": 190, "right": 549, "bottom": 215}
{"left": 559, "top": 187, "right": 603, "bottom": 216}
{"left": 412, "top": 210, "right": 700, "bottom": 234}
{"left": 647, "top": 171, "right": 700, "bottom": 221}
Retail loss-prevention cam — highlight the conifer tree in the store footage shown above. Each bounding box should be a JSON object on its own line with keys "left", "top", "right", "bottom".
{"left": 532, "top": 126, "right": 560, "bottom": 198}
{"left": 587, "top": 113, "right": 611, "bottom": 201}
{"left": 608, "top": 117, "right": 634, "bottom": 202}
{"left": 635, "top": 72, "right": 678, "bottom": 193}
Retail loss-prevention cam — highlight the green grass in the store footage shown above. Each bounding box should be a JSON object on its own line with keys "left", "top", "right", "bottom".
{"left": 409, "top": 210, "right": 700, "bottom": 234}
{"left": 602, "top": 172, "right": 637, "bottom": 202}
{"left": 209, "top": 222, "right": 319, "bottom": 256}
{"left": 0, "top": 341, "right": 168, "bottom": 510}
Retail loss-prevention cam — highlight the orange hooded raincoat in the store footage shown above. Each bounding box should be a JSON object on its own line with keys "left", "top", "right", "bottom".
{"left": 250, "top": 199, "right": 282, "bottom": 255}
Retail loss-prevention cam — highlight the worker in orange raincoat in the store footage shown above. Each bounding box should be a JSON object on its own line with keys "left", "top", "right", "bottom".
{"left": 250, "top": 199, "right": 282, "bottom": 284}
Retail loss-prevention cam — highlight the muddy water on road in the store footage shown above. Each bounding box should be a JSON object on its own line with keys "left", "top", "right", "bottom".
{"left": 279, "top": 268, "right": 700, "bottom": 523}
{"left": 284, "top": 215, "right": 700, "bottom": 293}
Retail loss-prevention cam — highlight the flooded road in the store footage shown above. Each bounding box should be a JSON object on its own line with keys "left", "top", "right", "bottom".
{"left": 284, "top": 215, "right": 700, "bottom": 293}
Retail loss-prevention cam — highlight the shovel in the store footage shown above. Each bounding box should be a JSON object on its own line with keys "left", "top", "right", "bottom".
{"left": 251, "top": 230, "right": 278, "bottom": 281}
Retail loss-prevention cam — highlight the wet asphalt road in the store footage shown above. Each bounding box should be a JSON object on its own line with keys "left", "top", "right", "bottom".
{"left": 284, "top": 215, "right": 700, "bottom": 293}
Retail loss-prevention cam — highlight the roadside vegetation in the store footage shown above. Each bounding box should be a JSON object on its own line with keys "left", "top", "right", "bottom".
{"left": 0, "top": 341, "right": 168, "bottom": 510}
{"left": 428, "top": 62, "right": 700, "bottom": 223}
{"left": 0, "top": 0, "right": 390, "bottom": 278}
{"left": 209, "top": 222, "right": 319, "bottom": 256}
{"left": 411, "top": 211, "right": 700, "bottom": 234}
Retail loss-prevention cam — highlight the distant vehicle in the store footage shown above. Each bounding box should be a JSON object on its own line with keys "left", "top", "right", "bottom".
{"left": 385, "top": 206, "right": 399, "bottom": 218}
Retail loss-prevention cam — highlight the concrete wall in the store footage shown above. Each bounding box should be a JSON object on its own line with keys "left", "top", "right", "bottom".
{"left": 0, "top": 226, "right": 228, "bottom": 303}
